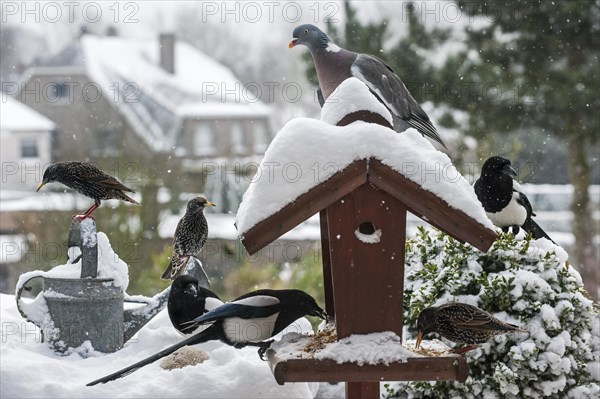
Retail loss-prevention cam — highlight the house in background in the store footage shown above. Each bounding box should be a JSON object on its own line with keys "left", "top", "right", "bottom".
{"left": 1, "top": 31, "right": 274, "bottom": 293}
{"left": 0, "top": 96, "right": 54, "bottom": 191}
{"left": 14, "top": 31, "right": 272, "bottom": 210}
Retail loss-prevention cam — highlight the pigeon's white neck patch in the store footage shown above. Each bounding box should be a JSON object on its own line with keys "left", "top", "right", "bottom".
{"left": 326, "top": 42, "right": 341, "bottom": 53}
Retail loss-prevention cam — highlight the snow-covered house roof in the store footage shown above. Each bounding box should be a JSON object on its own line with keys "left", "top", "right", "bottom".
{"left": 0, "top": 96, "right": 55, "bottom": 132}
{"left": 30, "top": 35, "right": 270, "bottom": 152}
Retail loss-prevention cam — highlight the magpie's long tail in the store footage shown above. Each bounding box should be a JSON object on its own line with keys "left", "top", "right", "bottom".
{"left": 522, "top": 218, "right": 556, "bottom": 244}
{"left": 86, "top": 325, "right": 220, "bottom": 386}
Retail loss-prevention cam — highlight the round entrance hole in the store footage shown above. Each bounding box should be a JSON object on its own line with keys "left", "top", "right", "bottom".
{"left": 358, "top": 222, "right": 376, "bottom": 235}
{"left": 355, "top": 221, "right": 382, "bottom": 244}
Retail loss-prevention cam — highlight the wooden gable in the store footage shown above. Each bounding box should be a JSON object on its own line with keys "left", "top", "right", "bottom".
{"left": 241, "top": 158, "right": 496, "bottom": 254}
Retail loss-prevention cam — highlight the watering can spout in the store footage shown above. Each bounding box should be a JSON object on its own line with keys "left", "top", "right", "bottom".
{"left": 123, "top": 289, "right": 170, "bottom": 342}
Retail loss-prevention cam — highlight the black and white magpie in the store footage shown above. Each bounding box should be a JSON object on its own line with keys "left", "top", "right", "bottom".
{"left": 474, "top": 156, "right": 555, "bottom": 243}
{"left": 167, "top": 275, "right": 223, "bottom": 335}
{"left": 87, "top": 289, "right": 326, "bottom": 386}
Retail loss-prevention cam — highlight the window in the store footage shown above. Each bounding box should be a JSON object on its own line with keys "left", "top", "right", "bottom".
{"left": 231, "top": 122, "right": 246, "bottom": 155}
{"left": 95, "top": 127, "right": 120, "bottom": 156}
{"left": 253, "top": 121, "right": 270, "bottom": 153}
{"left": 194, "top": 123, "right": 216, "bottom": 156}
{"left": 20, "top": 138, "right": 38, "bottom": 158}
{"left": 48, "top": 82, "right": 71, "bottom": 104}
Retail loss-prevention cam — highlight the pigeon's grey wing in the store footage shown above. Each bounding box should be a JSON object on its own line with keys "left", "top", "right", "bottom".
{"left": 350, "top": 54, "right": 412, "bottom": 118}
{"left": 317, "top": 87, "right": 325, "bottom": 107}
{"left": 351, "top": 54, "right": 445, "bottom": 147}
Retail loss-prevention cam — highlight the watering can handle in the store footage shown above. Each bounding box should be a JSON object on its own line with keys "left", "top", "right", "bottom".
{"left": 68, "top": 219, "right": 98, "bottom": 278}
{"left": 15, "top": 274, "right": 44, "bottom": 327}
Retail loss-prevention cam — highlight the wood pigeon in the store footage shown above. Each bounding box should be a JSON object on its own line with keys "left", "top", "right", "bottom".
{"left": 290, "top": 24, "right": 446, "bottom": 148}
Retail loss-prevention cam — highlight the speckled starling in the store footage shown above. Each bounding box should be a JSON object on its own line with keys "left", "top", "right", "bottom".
{"left": 416, "top": 302, "right": 526, "bottom": 354}
{"left": 37, "top": 161, "right": 138, "bottom": 219}
{"left": 162, "top": 196, "right": 215, "bottom": 280}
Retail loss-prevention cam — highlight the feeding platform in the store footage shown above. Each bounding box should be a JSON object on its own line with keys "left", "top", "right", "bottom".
{"left": 235, "top": 78, "right": 497, "bottom": 398}
{"left": 266, "top": 328, "right": 469, "bottom": 385}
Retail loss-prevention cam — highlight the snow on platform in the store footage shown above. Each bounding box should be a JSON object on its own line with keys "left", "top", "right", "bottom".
{"left": 236, "top": 78, "right": 494, "bottom": 235}
{"left": 0, "top": 292, "right": 318, "bottom": 398}
{"left": 272, "top": 330, "right": 415, "bottom": 366}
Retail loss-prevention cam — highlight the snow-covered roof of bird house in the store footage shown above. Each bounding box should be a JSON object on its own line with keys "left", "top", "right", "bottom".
{"left": 235, "top": 77, "right": 496, "bottom": 254}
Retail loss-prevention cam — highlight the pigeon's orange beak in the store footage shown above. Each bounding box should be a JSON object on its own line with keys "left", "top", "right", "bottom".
{"left": 288, "top": 39, "right": 297, "bottom": 48}
{"left": 415, "top": 331, "right": 424, "bottom": 349}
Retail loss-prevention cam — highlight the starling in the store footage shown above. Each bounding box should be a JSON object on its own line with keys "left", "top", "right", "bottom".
{"left": 161, "top": 196, "right": 215, "bottom": 280}
{"left": 37, "top": 161, "right": 138, "bottom": 219}
{"left": 416, "top": 302, "right": 526, "bottom": 354}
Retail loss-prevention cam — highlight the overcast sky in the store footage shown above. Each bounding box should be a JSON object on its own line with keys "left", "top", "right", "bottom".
{"left": 1, "top": 1, "right": 479, "bottom": 53}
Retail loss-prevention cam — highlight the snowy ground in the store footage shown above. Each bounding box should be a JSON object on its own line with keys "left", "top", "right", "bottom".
{"left": 0, "top": 293, "right": 322, "bottom": 398}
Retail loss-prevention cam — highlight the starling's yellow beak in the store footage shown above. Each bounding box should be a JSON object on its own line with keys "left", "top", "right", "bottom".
{"left": 206, "top": 201, "right": 216, "bottom": 207}
{"left": 36, "top": 180, "right": 47, "bottom": 192}
{"left": 415, "top": 331, "right": 424, "bottom": 349}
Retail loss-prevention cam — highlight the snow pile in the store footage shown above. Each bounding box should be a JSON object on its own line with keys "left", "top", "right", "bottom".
{"left": 0, "top": 293, "right": 318, "bottom": 398}
{"left": 320, "top": 77, "right": 393, "bottom": 126}
{"left": 273, "top": 331, "right": 414, "bottom": 366}
{"left": 387, "top": 228, "right": 600, "bottom": 399}
{"left": 236, "top": 78, "right": 493, "bottom": 235}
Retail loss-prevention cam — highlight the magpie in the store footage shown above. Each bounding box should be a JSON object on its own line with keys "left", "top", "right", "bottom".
{"left": 87, "top": 289, "right": 326, "bottom": 386}
{"left": 167, "top": 275, "right": 223, "bottom": 335}
{"left": 474, "top": 156, "right": 555, "bottom": 243}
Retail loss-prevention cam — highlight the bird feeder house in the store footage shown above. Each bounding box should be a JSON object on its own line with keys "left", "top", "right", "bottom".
{"left": 235, "top": 79, "right": 497, "bottom": 398}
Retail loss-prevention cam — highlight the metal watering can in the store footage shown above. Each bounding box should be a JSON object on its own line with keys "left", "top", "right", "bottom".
{"left": 15, "top": 219, "right": 209, "bottom": 355}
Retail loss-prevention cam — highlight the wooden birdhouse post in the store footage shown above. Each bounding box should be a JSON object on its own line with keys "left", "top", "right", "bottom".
{"left": 236, "top": 79, "right": 497, "bottom": 399}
